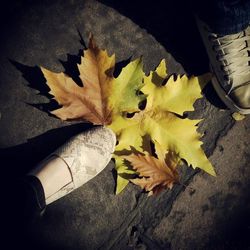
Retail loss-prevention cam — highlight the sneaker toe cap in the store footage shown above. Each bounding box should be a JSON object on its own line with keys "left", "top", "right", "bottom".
{"left": 230, "top": 83, "right": 250, "bottom": 109}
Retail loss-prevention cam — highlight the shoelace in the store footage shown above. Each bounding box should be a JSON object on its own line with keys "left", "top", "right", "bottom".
{"left": 209, "top": 28, "right": 250, "bottom": 86}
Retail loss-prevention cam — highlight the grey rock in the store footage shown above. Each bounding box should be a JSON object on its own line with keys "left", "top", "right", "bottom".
{"left": 1, "top": 1, "right": 248, "bottom": 250}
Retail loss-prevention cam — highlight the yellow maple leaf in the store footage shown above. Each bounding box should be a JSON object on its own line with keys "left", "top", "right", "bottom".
{"left": 108, "top": 57, "right": 144, "bottom": 116}
{"left": 108, "top": 115, "right": 144, "bottom": 193}
{"left": 111, "top": 60, "right": 215, "bottom": 194}
{"left": 143, "top": 110, "right": 215, "bottom": 175}
{"left": 114, "top": 156, "right": 136, "bottom": 194}
{"left": 142, "top": 59, "right": 211, "bottom": 115}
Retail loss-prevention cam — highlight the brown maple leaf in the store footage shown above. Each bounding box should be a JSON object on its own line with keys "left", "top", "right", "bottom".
{"left": 41, "top": 35, "right": 114, "bottom": 125}
{"left": 123, "top": 150, "right": 179, "bottom": 195}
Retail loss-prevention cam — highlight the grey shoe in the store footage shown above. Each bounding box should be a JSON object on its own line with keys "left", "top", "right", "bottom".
{"left": 46, "top": 126, "right": 116, "bottom": 204}
{"left": 196, "top": 17, "right": 250, "bottom": 114}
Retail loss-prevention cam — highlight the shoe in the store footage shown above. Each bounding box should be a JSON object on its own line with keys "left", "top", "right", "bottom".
{"left": 35, "top": 126, "right": 116, "bottom": 204}
{"left": 196, "top": 17, "right": 250, "bottom": 114}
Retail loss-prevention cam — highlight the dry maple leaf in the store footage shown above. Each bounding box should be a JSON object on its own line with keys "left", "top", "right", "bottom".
{"left": 41, "top": 35, "right": 115, "bottom": 125}
{"left": 123, "top": 149, "right": 179, "bottom": 195}
{"left": 41, "top": 36, "right": 144, "bottom": 126}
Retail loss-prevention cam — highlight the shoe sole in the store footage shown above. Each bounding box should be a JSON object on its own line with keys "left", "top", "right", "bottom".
{"left": 210, "top": 65, "right": 250, "bottom": 115}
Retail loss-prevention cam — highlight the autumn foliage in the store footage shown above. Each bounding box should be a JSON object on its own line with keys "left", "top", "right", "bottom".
{"left": 40, "top": 36, "right": 215, "bottom": 195}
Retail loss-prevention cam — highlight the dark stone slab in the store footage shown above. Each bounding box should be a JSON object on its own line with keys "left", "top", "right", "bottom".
{"left": 0, "top": 0, "right": 235, "bottom": 249}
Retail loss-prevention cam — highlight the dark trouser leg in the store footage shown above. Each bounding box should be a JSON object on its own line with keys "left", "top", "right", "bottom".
{"left": 191, "top": 0, "right": 250, "bottom": 35}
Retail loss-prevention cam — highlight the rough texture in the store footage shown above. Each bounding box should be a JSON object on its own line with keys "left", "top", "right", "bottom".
{"left": 153, "top": 116, "right": 250, "bottom": 249}
{"left": 0, "top": 1, "right": 249, "bottom": 249}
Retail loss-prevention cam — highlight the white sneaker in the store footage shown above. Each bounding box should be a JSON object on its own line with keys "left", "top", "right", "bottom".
{"left": 196, "top": 17, "right": 250, "bottom": 114}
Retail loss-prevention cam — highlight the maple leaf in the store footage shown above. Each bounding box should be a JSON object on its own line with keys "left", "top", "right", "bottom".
{"left": 41, "top": 36, "right": 114, "bottom": 125}
{"left": 142, "top": 60, "right": 211, "bottom": 115}
{"left": 108, "top": 57, "right": 144, "bottom": 116}
{"left": 39, "top": 36, "right": 215, "bottom": 196}
{"left": 41, "top": 36, "right": 146, "bottom": 194}
{"left": 41, "top": 36, "right": 144, "bottom": 126}
{"left": 123, "top": 143, "right": 180, "bottom": 195}
{"left": 110, "top": 59, "right": 215, "bottom": 194}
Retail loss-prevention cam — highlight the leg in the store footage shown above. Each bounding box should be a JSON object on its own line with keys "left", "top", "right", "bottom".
{"left": 192, "top": 0, "right": 250, "bottom": 35}
{"left": 13, "top": 126, "right": 116, "bottom": 223}
{"left": 193, "top": 0, "right": 250, "bottom": 114}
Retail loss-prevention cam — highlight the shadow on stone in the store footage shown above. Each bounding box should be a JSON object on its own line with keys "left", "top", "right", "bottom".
{"left": 59, "top": 53, "right": 83, "bottom": 87}
{"left": 101, "top": 0, "right": 208, "bottom": 75}
{"left": 10, "top": 60, "right": 51, "bottom": 97}
{"left": 9, "top": 29, "right": 87, "bottom": 113}
{"left": 1, "top": 122, "right": 94, "bottom": 249}
{"left": 59, "top": 29, "right": 86, "bottom": 87}
{"left": 9, "top": 59, "right": 60, "bottom": 114}
{"left": 0, "top": 122, "right": 93, "bottom": 177}
{"left": 10, "top": 30, "right": 134, "bottom": 115}
{"left": 113, "top": 56, "right": 131, "bottom": 78}
{"left": 203, "top": 82, "right": 227, "bottom": 110}
{"left": 101, "top": 0, "right": 227, "bottom": 110}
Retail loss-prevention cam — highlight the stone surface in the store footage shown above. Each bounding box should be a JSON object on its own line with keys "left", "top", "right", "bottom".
{"left": 0, "top": 1, "right": 249, "bottom": 249}
{"left": 153, "top": 116, "right": 250, "bottom": 249}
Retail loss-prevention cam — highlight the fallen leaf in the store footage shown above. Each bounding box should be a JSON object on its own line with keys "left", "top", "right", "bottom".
{"left": 232, "top": 112, "right": 246, "bottom": 121}
{"left": 109, "top": 57, "right": 144, "bottom": 116}
{"left": 39, "top": 37, "right": 215, "bottom": 195}
{"left": 41, "top": 36, "right": 145, "bottom": 127}
{"left": 142, "top": 60, "right": 211, "bottom": 115}
{"left": 111, "top": 59, "right": 215, "bottom": 193}
{"left": 41, "top": 35, "right": 114, "bottom": 125}
{"left": 123, "top": 144, "right": 179, "bottom": 195}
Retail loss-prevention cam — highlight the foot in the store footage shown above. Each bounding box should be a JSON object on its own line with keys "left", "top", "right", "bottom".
{"left": 196, "top": 17, "right": 250, "bottom": 114}
{"left": 29, "top": 126, "right": 116, "bottom": 205}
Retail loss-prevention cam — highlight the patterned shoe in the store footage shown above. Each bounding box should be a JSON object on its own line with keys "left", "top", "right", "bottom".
{"left": 196, "top": 17, "right": 250, "bottom": 114}
{"left": 44, "top": 126, "right": 116, "bottom": 204}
